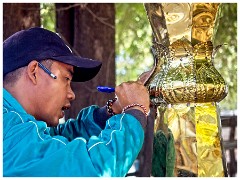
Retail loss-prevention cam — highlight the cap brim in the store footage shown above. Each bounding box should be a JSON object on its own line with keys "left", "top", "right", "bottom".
{"left": 51, "top": 56, "right": 102, "bottom": 82}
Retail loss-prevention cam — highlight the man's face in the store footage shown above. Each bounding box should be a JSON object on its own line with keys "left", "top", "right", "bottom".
{"left": 35, "top": 61, "right": 75, "bottom": 126}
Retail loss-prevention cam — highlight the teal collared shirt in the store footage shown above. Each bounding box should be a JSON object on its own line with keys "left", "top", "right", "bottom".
{"left": 3, "top": 88, "right": 145, "bottom": 177}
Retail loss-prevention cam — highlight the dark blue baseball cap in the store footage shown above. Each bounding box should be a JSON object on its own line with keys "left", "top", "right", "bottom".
{"left": 3, "top": 27, "right": 102, "bottom": 82}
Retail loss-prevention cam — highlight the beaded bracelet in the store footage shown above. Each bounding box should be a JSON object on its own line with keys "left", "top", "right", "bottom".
{"left": 122, "top": 103, "right": 149, "bottom": 116}
{"left": 106, "top": 98, "right": 117, "bottom": 116}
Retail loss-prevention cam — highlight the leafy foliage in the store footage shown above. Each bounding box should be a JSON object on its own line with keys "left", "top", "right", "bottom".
{"left": 214, "top": 3, "right": 237, "bottom": 110}
{"left": 115, "top": 3, "right": 153, "bottom": 85}
{"left": 116, "top": 3, "right": 237, "bottom": 110}
{"left": 40, "top": 3, "right": 55, "bottom": 32}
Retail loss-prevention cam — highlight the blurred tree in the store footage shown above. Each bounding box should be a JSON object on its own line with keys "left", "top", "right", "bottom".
{"left": 214, "top": 3, "right": 237, "bottom": 110}
{"left": 55, "top": 3, "right": 115, "bottom": 119}
{"left": 40, "top": 3, "right": 55, "bottom": 32}
{"left": 3, "top": 3, "right": 40, "bottom": 40}
{"left": 115, "top": 3, "right": 153, "bottom": 85}
{"left": 55, "top": 3, "right": 74, "bottom": 45}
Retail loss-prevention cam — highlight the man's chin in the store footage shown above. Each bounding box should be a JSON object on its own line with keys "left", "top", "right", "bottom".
{"left": 45, "top": 117, "right": 60, "bottom": 127}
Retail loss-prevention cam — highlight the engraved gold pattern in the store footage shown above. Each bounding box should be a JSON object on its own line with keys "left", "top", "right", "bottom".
{"left": 144, "top": 3, "right": 228, "bottom": 177}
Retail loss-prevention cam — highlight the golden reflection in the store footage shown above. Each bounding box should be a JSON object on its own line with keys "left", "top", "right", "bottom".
{"left": 147, "top": 38, "right": 227, "bottom": 104}
{"left": 144, "top": 3, "right": 228, "bottom": 177}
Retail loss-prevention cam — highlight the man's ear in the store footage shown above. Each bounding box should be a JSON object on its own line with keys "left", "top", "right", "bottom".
{"left": 27, "top": 60, "right": 39, "bottom": 85}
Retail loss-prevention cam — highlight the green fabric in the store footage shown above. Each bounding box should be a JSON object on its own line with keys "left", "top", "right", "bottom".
{"left": 151, "top": 129, "right": 176, "bottom": 177}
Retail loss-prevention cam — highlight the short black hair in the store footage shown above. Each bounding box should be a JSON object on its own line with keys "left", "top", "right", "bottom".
{"left": 3, "top": 59, "right": 54, "bottom": 87}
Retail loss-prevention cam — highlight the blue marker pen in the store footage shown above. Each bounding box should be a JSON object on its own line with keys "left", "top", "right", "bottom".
{"left": 38, "top": 62, "right": 57, "bottom": 79}
{"left": 97, "top": 86, "right": 115, "bottom": 93}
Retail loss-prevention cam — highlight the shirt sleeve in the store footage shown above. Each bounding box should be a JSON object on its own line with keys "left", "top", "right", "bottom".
{"left": 49, "top": 105, "right": 105, "bottom": 141}
{"left": 3, "top": 106, "right": 146, "bottom": 177}
{"left": 49, "top": 105, "right": 147, "bottom": 141}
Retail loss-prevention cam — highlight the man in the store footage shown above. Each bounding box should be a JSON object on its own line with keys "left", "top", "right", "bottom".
{"left": 3, "top": 27, "right": 150, "bottom": 177}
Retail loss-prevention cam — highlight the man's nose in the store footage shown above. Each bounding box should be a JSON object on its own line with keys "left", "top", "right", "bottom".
{"left": 68, "top": 87, "right": 76, "bottom": 101}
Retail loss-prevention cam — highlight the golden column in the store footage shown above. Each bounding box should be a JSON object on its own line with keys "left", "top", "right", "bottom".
{"left": 144, "top": 3, "right": 228, "bottom": 177}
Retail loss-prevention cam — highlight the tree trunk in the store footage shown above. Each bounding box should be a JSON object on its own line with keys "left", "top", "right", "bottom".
{"left": 3, "top": 3, "right": 40, "bottom": 40}
{"left": 56, "top": 3, "right": 115, "bottom": 119}
{"left": 55, "top": 3, "right": 75, "bottom": 45}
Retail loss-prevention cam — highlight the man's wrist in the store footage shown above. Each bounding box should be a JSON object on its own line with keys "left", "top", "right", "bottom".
{"left": 106, "top": 98, "right": 117, "bottom": 116}
{"left": 111, "top": 100, "right": 122, "bottom": 114}
{"left": 122, "top": 103, "right": 149, "bottom": 116}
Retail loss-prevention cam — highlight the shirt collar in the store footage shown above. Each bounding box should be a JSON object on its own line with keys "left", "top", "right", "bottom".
{"left": 3, "top": 88, "right": 27, "bottom": 114}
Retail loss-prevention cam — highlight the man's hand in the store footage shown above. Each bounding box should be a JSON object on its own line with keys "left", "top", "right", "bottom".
{"left": 137, "top": 70, "right": 152, "bottom": 85}
{"left": 112, "top": 81, "right": 150, "bottom": 115}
